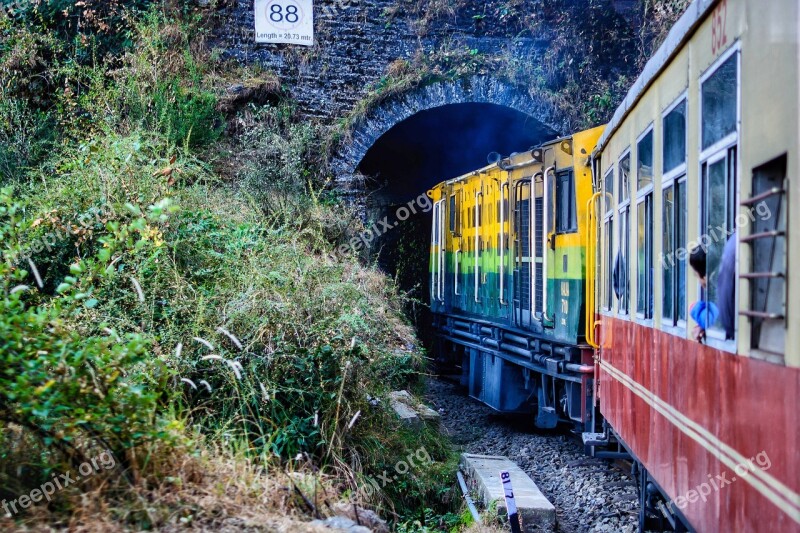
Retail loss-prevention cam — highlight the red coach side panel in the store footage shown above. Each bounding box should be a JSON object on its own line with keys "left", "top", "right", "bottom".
{"left": 599, "top": 318, "right": 800, "bottom": 532}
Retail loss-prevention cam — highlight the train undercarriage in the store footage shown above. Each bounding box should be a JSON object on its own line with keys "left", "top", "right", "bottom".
{"left": 432, "top": 312, "right": 596, "bottom": 432}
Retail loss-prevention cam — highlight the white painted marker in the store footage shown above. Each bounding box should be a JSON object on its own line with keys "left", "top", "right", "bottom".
{"left": 501, "top": 470, "right": 522, "bottom": 533}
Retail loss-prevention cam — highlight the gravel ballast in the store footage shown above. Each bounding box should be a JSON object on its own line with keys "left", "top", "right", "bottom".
{"left": 425, "top": 379, "right": 640, "bottom": 533}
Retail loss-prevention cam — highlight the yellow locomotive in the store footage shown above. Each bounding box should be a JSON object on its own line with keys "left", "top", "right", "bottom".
{"left": 429, "top": 126, "right": 603, "bottom": 428}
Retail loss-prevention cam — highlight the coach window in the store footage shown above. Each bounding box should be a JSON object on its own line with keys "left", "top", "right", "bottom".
{"left": 603, "top": 168, "right": 615, "bottom": 312}
{"left": 636, "top": 129, "right": 654, "bottom": 320}
{"left": 700, "top": 49, "right": 739, "bottom": 342}
{"left": 614, "top": 153, "right": 631, "bottom": 315}
{"left": 747, "top": 156, "right": 787, "bottom": 362}
{"left": 663, "top": 98, "right": 688, "bottom": 328}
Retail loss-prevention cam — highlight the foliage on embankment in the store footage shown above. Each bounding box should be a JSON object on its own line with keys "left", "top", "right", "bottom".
{"left": 0, "top": 5, "right": 460, "bottom": 530}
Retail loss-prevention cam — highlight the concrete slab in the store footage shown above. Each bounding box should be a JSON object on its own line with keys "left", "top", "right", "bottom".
{"left": 460, "top": 453, "right": 556, "bottom": 532}
{"left": 388, "top": 390, "right": 440, "bottom": 428}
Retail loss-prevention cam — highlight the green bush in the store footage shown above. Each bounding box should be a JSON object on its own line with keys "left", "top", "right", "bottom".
{"left": 0, "top": 4, "right": 447, "bottom": 527}
{"left": 9, "top": 127, "right": 424, "bottom": 465}
{"left": 2, "top": 0, "right": 154, "bottom": 58}
{"left": 0, "top": 97, "right": 54, "bottom": 182}
{"left": 0, "top": 188, "right": 175, "bottom": 473}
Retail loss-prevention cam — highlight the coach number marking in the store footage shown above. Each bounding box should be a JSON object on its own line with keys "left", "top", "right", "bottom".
{"left": 711, "top": 0, "right": 729, "bottom": 56}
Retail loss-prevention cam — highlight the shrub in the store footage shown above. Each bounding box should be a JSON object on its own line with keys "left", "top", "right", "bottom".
{"left": 0, "top": 188, "right": 176, "bottom": 479}
{"left": 0, "top": 97, "right": 54, "bottom": 182}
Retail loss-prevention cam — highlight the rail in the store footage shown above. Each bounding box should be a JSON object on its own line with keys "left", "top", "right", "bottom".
{"left": 585, "top": 192, "right": 603, "bottom": 349}
{"left": 474, "top": 189, "right": 482, "bottom": 303}
{"left": 500, "top": 181, "right": 509, "bottom": 306}
{"left": 542, "top": 166, "right": 555, "bottom": 323}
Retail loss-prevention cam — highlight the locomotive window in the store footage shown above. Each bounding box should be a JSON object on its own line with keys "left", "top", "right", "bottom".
{"left": 637, "top": 194, "right": 654, "bottom": 320}
{"left": 663, "top": 185, "right": 675, "bottom": 321}
{"left": 637, "top": 129, "right": 654, "bottom": 190}
{"left": 702, "top": 54, "right": 738, "bottom": 151}
{"left": 602, "top": 167, "right": 615, "bottom": 313}
{"left": 617, "top": 208, "right": 630, "bottom": 315}
{"left": 664, "top": 100, "right": 687, "bottom": 174}
{"left": 700, "top": 147, "right": 738, "bottom": 338}
{"left": 604, "top": 218, "right": 614, "bottom": 311}
{"left": 749, "top": 155, "right": 787, "bottom": 362}
{"left": 615, "top": 153, "right": 631, "bottom": 316}
{"left": 432, "top": 202, "right": 441, "bottom": 245}
{"left": 676, "top": 180, "right": 687, "bottom": 322}
{"left": 698, "top": 48, "right": 739, "bottom": 346}
{"left": 556, "top": 170, "right": 577, "bottom": 233}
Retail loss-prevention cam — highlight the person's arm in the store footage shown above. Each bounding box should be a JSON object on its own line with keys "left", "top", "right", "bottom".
{"left": 693, "top": 325, "right": 706, "bottom": 343}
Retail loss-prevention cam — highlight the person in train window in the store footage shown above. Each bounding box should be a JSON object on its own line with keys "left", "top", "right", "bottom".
{"left": 688, "top": 234, "right": 737, "bottom": 342}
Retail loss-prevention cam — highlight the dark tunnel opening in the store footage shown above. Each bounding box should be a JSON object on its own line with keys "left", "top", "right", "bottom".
{"left": 356, "top": 103, "right": 559, "bottom": 349}
{"left": 359, "top": 103, "right": 558, "bottom": 205}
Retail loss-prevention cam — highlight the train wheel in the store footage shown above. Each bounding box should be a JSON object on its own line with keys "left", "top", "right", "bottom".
{"left": 634, "top": 462, "right": 689, "bottom": 532}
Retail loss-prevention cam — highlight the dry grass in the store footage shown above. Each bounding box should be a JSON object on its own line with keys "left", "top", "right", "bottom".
{"left": 0, "top": 440, "right": 369, "bottom": 532}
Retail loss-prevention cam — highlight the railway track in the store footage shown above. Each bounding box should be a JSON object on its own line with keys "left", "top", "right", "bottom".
{"left": 426, "top": 378, "right": 639, "bottom": 533}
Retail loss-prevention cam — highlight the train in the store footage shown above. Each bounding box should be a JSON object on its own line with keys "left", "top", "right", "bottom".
{"left": 429, "top": 0, "right": 799, "bottom": 531}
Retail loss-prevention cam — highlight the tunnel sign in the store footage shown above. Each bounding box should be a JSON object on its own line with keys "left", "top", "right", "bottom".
{"left": 254, "top": 0, "right": 314, "bottom": 46}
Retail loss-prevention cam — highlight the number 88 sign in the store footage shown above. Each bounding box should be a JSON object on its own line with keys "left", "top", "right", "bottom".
{"left": 254, "top": 0, "right": 314, "bottom": 46}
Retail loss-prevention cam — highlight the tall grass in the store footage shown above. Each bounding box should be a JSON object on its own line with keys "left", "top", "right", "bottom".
{"left": 0, "top": 6, "right": 460, "bottom": 529}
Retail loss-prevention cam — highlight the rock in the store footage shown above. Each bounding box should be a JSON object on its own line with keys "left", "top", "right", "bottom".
{"left": 331, "top": 503, "right": 389, "bottom": 533}
{"left": 425, "top": 378, "right": 639, "bottom": 532}
{"left": 311, "top": 516, "right": 372, "bottom": 533}
{"left": 216, "top": 77, "right": 282, "bottom": 115}
{"left": 388, "top": 390, "right": 440, "bottom": 428}
{"left": 460, "top": 454, "right": 556, "bottom": 532}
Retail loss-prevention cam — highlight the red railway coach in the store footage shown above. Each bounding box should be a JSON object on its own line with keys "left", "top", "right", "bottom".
{"left": 587, "top": 0, "right": 800, "bottom": 531}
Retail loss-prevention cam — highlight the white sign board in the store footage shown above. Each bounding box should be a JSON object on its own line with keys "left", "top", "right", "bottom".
{"left": 254, "top": 0, "right": 314, "bottom": 46}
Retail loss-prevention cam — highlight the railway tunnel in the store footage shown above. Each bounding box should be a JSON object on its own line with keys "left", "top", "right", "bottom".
{"left": 340, "top": 78, "right": 565, "bottom": 344}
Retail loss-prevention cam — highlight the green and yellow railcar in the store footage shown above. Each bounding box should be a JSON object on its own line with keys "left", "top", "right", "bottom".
{"left": 430, "top": 126, "right": 604, "bottom": 428}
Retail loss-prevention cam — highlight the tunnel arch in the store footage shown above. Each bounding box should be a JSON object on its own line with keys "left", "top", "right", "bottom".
{"left": 331, "top": 75, "right": 570, "bottom": 193}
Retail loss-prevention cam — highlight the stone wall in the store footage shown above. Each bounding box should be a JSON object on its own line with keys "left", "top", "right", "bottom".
{"left": 214, "top": 0, "right": 552, "bottom": 121}
{"left": 211, "top": 0, "right": 645, "bottom": 183}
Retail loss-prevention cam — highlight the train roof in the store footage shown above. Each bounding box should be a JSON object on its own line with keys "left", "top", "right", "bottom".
{"left": 594, "top": 0, "right": 717, "bottom": 154}
{"left": 442, "top": 131, "right": 578, "bottom": 185}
